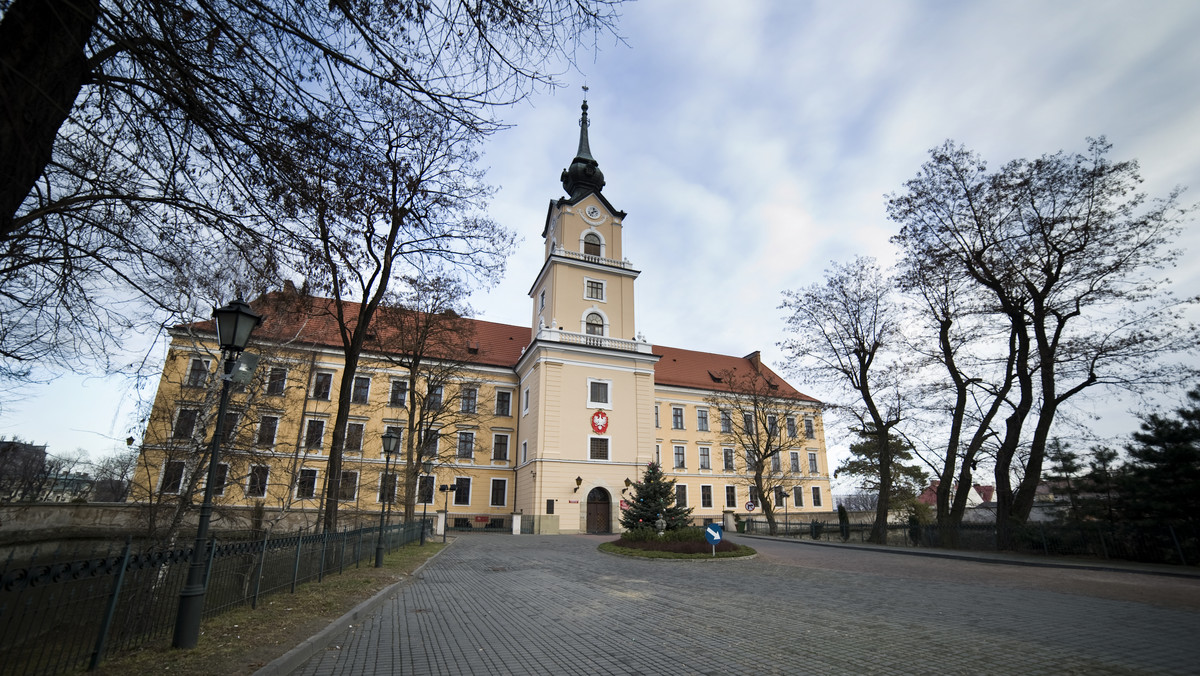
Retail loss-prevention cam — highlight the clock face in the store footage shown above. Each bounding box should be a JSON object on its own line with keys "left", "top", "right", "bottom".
{"left": 585, "top": 205, "right": 601, "bottom": 219}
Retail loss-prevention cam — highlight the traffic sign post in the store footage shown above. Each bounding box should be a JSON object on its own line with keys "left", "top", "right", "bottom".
{"left": 746, "top": 501, "right": 756, "bottom": 512}
{"left": 704, "top": 523, "right": 723, "bottom": 557}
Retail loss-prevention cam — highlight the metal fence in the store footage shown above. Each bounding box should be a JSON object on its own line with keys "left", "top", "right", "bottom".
{"left": 744, "top": 518, "right": 1199, "bottom": 566}
{"left": 0, "top": 521, "right": 428, "bottom": 676}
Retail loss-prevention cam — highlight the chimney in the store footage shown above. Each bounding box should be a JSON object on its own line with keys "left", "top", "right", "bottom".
{"left": 743, "top": 350, "right": 761, "bottom": 370}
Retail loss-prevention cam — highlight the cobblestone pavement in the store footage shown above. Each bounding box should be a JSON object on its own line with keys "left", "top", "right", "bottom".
{"left": 294, "top": 534, "right": 1200, "bottom": 675}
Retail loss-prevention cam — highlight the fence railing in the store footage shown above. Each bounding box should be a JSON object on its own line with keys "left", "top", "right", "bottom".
{"left": 743, "top": 519, "right": 1199, "bottom": 566}
{"left": 0, "top": 520, "right": 429, "bottom": 676}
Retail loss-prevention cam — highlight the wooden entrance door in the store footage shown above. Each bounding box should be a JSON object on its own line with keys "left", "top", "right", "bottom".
{"left": 586, "top": 487, "right": 611, "bottom": 533}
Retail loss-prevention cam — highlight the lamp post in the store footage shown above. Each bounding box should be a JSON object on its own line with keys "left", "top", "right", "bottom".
{"left": 420, "top": 460, "right": 433, "bottom": 545}
{"left": 173, "top": 298, "right": 261, "bottom": 649}
{"left": 439, "top": 483, "right": 454, "bottom": 542}
{"left": 780, "top": 492, "right": 789, "bottom": 535}
{"left": 375, "top": 430, "right": 401, "bottom": 568}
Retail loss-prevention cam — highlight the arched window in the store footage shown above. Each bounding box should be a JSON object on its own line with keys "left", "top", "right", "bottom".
{"left": 583, "top": 233, "right": 602, "bottom": 257}
{"left": 585, "top": 312, "right": 604, "bottom": 336}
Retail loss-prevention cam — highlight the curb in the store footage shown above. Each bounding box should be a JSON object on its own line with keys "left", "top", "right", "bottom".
{"left": 253, "top": 541, "right": 452, "bottom": 676}
{"left": 734, "top": 533, "right": 1200, "bottom": 580}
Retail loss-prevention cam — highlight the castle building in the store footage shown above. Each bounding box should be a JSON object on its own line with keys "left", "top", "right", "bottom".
{"left": 132, "top": 99, "right": 831, "bottom": 534}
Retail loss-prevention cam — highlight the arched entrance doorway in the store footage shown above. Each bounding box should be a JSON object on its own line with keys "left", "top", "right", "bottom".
{"left": 586, "top": 487, "right": 611, "bottom": 534}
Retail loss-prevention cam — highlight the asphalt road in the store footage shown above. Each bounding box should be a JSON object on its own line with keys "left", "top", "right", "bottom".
{"left": 292, "top": 533, "right": 1200, "bottom": 675}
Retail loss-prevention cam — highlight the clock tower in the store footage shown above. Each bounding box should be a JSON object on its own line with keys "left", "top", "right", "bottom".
{"left": 514, "top": 95, "right": 660, "bottom": 533}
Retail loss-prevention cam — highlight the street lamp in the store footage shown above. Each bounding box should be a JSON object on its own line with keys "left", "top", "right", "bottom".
{"left": 779, "top": 492, "right": 789, "bottom": 535}
{"left": 439, "top": 483, "right": 455, "bottom": 542}
{"left": 173, "top": 298, "right": 262, "bottom": 649}
{"left": 420, "top": 460, "right": 433, "bottom": 545}
{"left": 375, "top": 430, "right": 401, "bottom": 568}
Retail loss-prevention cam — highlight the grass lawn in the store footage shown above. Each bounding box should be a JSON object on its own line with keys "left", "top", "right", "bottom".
{"left": 91, "top": 542, "right": 445, "bottom": 675}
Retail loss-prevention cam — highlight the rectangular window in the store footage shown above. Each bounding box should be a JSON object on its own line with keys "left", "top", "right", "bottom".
{"left": 221, "top": 410, "right": 239, "bottom": 444}
{"left": 351, "top": 376, "right": 371, "bottom": 404}
{"left": 490, "top": 478, "right": 508, "bottom": 507}
{"left": 160, "top": 461, "right": 185, "bottom": 494}
{"left": 588, "top": 380, "right": 610, "bottom": 407}
{"left": 427, "top": 385, "right": 443, "bottom": 410}
{"left": 174, "top": 408, "right": 200, "bottom": 440}
{"left": 297, "top": 469, "right": 318, "bottom": 499}
{"left": 804, "top": 416, "right": 815, "bottom": 438}
{"left": 539, "top": 289, "right": 546, "bottom": 312}
{"left": 453, "top": 477, "right": 471, "bottom": 506}
{"left": 247, "top": 465, "right": 269, "bottom": 498}
{"left": 790, "top": 451, "right": 800, "bottom": 473}
{"left": 701, "top": 485, "right": 713, "bottom": 509}
{"left": 675, "top": 484, "right": 688, "bottom": 508}
{"left": 699, "top": 446, "right": 711, "bottom": 470}
{"left": 585, "top": 279, "right": 605, "bottom": 300}
{"left": 380, "top": 472, "right": 397, "bottom": 504}
{"left": 787, "top": 416, "right": 797, "bottom": 439}
{"left": 418, "top": 475, "right": 434, "bottom": 504}
{"left": 390, "top": 380, "right": 408, "bottom": 407}
{"left": 743, "top": 412, "right": 754, "bottom": 434}
{"left": 457, "top": 432, "right": 475, "bottom": 460}
{"left": 210, "top": 463, "right": 229, "bottom": 496}
{"left": 266, "top": 366, "right": 287, "bottom": 395}
{"left": 521, "top": 441, "right": 528, "bottom": 463}
{"left": 384, "top": 425, "right": 404, "bottom": 458}
{"left": 312, "top": 372, "right": 333, "bottom": 400}
{"left": 723, "top": 448, "right": 735, "bottom": 471}
{"left": 725, "top": 485, "right": 737, "bottom": 508}
{"left": 672, "top": 406, "right": 684, "bottom": 430}
{"left": 811, "top": 486, "right": 822, "bottom": 507}
{"left": 775, "top": 486, "right": 786, "bottom": 506}
{"left": 745, "top": 448, "right": 756, "bottom": 469}
{"left": 673, "top": 445, "right": 686, "bottom": 468}
{"left": 721, "top": 410, "right": 732, "bottom": 433}
{"left": 304, "top": 419, "right": 325, "bottom": 451}
{"left": 461, "top": 387, "right": 477, "bottom": 413}
{"left": 522, "top": 388, "right": 530, "bottom": 414}
{"left": 793, "top": 486, "right": 804, "bottom": 507}
{"left": 495, "top": 390, "right": 512, "bottom": 416}
{"left": 771, "top": 454, "right": 781, "bottom": 473}
{"left": 185, "top": 358, "right": 209, "bottom": 388}
{"left": 493, "top": 434, "right": 510, "bottom": 461}
{"left": 749, "top": 486, "right": 759, "bottom": 506}
{"left": 256, "top": 416, "right": 279, "bottom": 447}
{"left": 344, "top": 422, "right": 364, "bottom": 453}
{"left": 655, "top": 444, "right": 660, "bottom": 466}
{"left": 809, "top": 452, "right": 819, "bottom": 474}
{"left": 654, "top": 404, "right": 660, "bottom": 428}
{"left": 767, "top": 415, "right": 778, "bottom": 437}
{"left": 338, "top": 471, "right": 358, "bottom": 501}
{"left": 697, "top": 408, "right": 709, "bottom": 432}
{"left": 590, "top": 438, "right": 610, "bottom": 461}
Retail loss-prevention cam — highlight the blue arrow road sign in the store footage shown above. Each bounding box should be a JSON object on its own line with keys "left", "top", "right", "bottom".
{"left": 705, "top": 523, "right": 723, "bottom": 545}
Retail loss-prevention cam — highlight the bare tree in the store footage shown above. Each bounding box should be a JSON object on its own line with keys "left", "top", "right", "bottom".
{"left": 0, "top": 0, "right": 622, "bottom": 383}
{"left": 889, "top": 138, "right": 1197, "bottom": 547}
{"left": 781, "top": 257, "right": 906, "bottom": 543}
{"left": 704, "top": 367, "right": 818, "bottom": 536}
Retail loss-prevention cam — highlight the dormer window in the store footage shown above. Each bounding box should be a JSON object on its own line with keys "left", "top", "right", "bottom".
{"left": 583, "top": 233, "right": 602, "bottom": 257}
{"left": 585, "top": 312, "right": 604, "bottom": 336}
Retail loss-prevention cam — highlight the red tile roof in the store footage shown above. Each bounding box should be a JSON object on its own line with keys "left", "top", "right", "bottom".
{"left": 179, "top": 291, "right": 818, "bottom": 400}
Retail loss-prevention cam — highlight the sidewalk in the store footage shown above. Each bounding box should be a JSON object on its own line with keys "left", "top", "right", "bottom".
{"left": 736, "top": 532, "right": 1200, "bottom": 579}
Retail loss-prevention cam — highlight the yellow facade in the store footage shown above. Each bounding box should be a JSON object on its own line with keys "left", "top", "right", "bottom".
{"left": 132, "top": 98, "right": 832, "bottom": 534}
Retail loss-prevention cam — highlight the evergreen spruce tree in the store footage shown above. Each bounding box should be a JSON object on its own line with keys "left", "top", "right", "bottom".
{"left": 620, "top": 462, "right": 693, "bottom": 531}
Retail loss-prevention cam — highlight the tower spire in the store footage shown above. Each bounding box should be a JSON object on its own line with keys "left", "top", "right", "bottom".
{"left": 561, "top": 87, "right": 605, "bottom": 199}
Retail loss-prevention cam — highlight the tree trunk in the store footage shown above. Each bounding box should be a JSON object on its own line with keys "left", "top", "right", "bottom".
{"left": 0, "top": 0, "right": 98, "bottom": 236}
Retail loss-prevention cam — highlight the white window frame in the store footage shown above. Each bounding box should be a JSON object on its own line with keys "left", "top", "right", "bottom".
{"left": 811, "top": 485, "right": 822, "bottom": 507}
{"left": 158, "top": 460, "right": 186, "bottom": 494}
{"left": 453, "top": 476, "right": 472, "bottom": 506}
{"left": 809, "top": 452, "right": 819, "bottom": 474}
{"left": 675, "top": 484, "right": 688, "bottom": 508}
{"left": 460, "top": 386, "right": 478, "bottom": 413}
{"left": 490, "top": 478, "right": 508, "bottom": 507}
{"left": 793, "top": 485, "right": 804, "bottom": 507}
{"left": 495, "top": 389, "right": 513, "bottom": 416}
{"left": 521, "top": 440, "right": 528, "bottom": 464}
{"left": 725, "top": 485, "right": 737, "bottom": 508}
{"left": 673, "top": 445, "right": 686, "bottom": 469}
{"left": 389, "top": 379, "right": 408, "bottom": 407}
{"left": 581, "top": 308, "right": 609, "bottom": 336}
{"left": 583, "top": 276, "right": 607, "bottom": 302}
{"left": 312, "top": 371, "right": 334, "bottom": 400}
{"left": 185, "top": 357, "right": 211, "bottom": 388}
{"left": 338, "top": 470, "right": 358, "bottom": 501}
{"left": 654, "top": 404, "right": 660, "bottom": 428}
{"left": 304, "top": 418, "right": 326, "bottom": 453}
{"left": 580, "top": 228, "right": 606, "bottom": 257}
{"left": 696, "top": 408, "right": 709, "bottom": 432}
{"left": 790, "top": 451, "right": 800, "bottom": 474}
{"left": 723, "top": 448, "right": 735, "bottom": 472}
{"left": 266, "top": 366, "right": 287, "bottom": 395}
{"left": 350, "top": 375, "right": 371, "bottom": 404}
{"left": 700, "top": 484, "right": 713, "bottom": 509}
{"left": 588, "top": 436, "right": 611, "bottom": 462}
{"left": 672, "top": 406, "right": 685, "bottom": 430}
{"left": 586, "top": 378, "right": 612, "bottom": 409}
{"left": 173, "top": 407, "right": 201, "bottom": 440}
{"left": 522, "top": 387, "right": 530, "bottom": 415}
{"left": 456, "top": 431, "right": 475, "bottom": 461}
{"left": 417, "top": 474, "right": 435, "bottom": 505}
{"left": 246, "top": 465, "right": 269, "bottom": 498}
{"left": 256, "top": 415, "right": 279, "bottom": 448}
{"left": 296, "top": 468, "right": 319, "bottom": 500}
{"left": 344, "top": 421, "right": 365, "bottom": 454}
{"left": 699, "top": 446, "right": 711, "bottom": 470}
{"left": 492, "top": 433, "right": 510, "bottom": 462}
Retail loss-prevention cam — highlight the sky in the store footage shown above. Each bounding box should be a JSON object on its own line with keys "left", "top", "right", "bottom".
{"left": 5, "top": 0, "right": 1200, "bottom": 474}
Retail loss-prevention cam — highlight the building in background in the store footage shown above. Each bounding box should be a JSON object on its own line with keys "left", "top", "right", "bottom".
{"left": 131, "top": 99, "right": 831, "bottom": 534}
